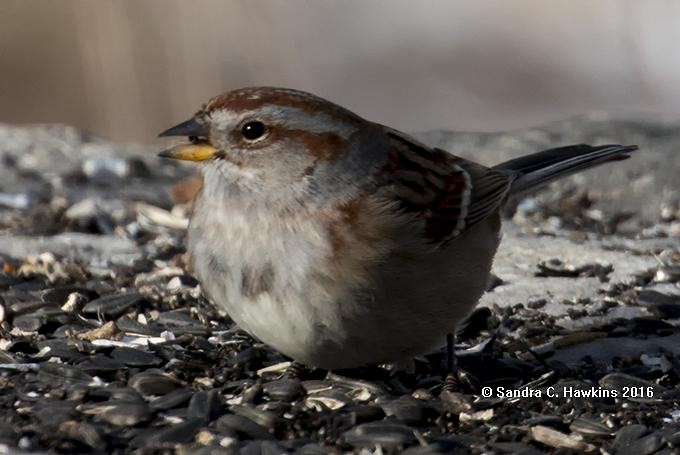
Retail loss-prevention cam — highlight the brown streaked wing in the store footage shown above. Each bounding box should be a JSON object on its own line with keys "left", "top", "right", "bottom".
{"left": 384, "top": 131, "right": 471, "bottom": 244}
{"left": 436, "top": 150, "right": 512, "bottom": 228}
{"left": 383, "top": 132, "right": 512, "bottom": 245}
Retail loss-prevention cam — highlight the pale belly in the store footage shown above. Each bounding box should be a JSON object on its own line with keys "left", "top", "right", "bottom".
{"left": 188, "top": 202, "right": 500, "bottom": 369}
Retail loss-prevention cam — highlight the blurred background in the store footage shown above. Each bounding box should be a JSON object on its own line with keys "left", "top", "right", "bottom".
{"left": 2, "top": 0, "right": 680, "bottom": 143}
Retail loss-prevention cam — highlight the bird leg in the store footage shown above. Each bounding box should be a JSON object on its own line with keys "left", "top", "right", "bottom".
{"left": 283, "top": 360, "right": 308, "bottom": 379}
{"left": 442, "top": 331, "right": 480, "bottom": 394}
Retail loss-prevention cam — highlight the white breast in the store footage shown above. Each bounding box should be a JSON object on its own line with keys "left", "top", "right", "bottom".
{"left": 189, "top": 191, "right": 342, "bottom": 358}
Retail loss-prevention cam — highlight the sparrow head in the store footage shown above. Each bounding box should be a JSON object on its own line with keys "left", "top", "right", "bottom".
{"left": 159, "top": 87, "right": 383, "bottom": 201}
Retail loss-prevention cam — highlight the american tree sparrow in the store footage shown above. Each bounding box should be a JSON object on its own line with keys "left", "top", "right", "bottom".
{"left": 159, "top": 87, "right": 638, "bottom": 369}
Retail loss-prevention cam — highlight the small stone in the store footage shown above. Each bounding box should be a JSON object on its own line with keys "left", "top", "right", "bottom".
{"left": 135, "top": 418, "right": 204, "bottom": 447}
{"left": 79, "top": 401, "right": 151, "bottom": 427}
{"left": 82, "top": 156, "right": 129, "bottom": 180}
{"left": 613, "top": 425, "right": 649, "bottom": 449}
{"left": 129, "top": 371, "right": 183, "bottom": 396}
{"left": 115, "top": 316, "right": 161, "bottom": 336}
{"left": 345, "top": 405, "right": 386, "bottom": 424}
{"left": 256, "top": 361, "right": 292, "bottom": 377}
{"left": 257, "top": 401, "right": 291, "bottom": 415}
{"left": 41, "top": 286, "right": 96, "bottom": 305}
{"left": 78, "top": 354, "right": 126, "bottom": 374}
{"left": 215, "top": 414, "right": 273, "bottom": 440}
{"left": 32, "top": 400, "right": 78, "bottom": 426}
{"left": 12, "top": 314, "right": 46, "bottom": 332}
{"left": 640, "top": 353, "right": 673, "bottom": 373}
{"left": 637, "top": 289, "right": 680, "bottom": 318}
{"left": 187, "top": 389, "right": 223, "bottom": 424}
{"left": 459, "top": 408, "right": 494, "bottom": 423}
{"left": 325, "top": 373, "right": 387, "bottom": 397}
{"left": 110, "top": 346, "right": 163, "bottom": 367}
{"left": 379, "top": 396, "right": 425, "bottom": 424}
{"left": 305, "top": 392, "right": 348, "bottom": 411}
{"left": 133, "top": 267, "right": 184, "bottom": 288}
{"left": 76, "top": 321, "right": 118, "bottom": 341}
{"left": 263, "top": 378, "right": 305, "bottom": 402}
{"left": 60, "top": 292, "right": 90, "bottom": 313}
{"left": 56, "top": 420, "right": 105, "bottom": 452}
{"left": 569, "top": 417, "right": 615, "bottom": 438}
{"left": 530, "top": 425, "right": 595, "bottom": 452}
{"left": 149, "top": 387, "right": 194, "bottom": 411}
{"left": 0, "top": 192, "right": 30, "bottom": 210}
{"left": 440, "top": 390, "right": 473, "bottom": 414}
{"left": 527, "top": 298, "right": 547, "bottom": 309}
{"left": 82, "top": 292, "right": 143, "bottom": 319}
{"left": 195, "top": 430, "right": 215, "bottom": 446}
{"left": 86, "top": 386, "right": 143, "bottom": 402}
{"left": 293, "top": 443, "right": 328, "bottom": 455}
{"left": 166, "top": 276, "right": 183, "bottom": 292}
{"left": 37, "top": 362, "right": 93, "bottom": 386}
{"left": 616, "top": 432, "right": 665, "bottom": 455}
{"left": 239, "top": 440, "right": 287, "bottom": 455}
{"left": 136, "top": 202, "right": 189, "bottom": 230}
{"left": 668, "top": 431, "right": 680, "bottom": 446}
{"left": 535, "top": 258, "right": 613, "bottom": 281}
{"left": 229, "top": 404, "right": 282, "bottom": 430}
{"left": 488, "top": 442, "right": 544, "bottom": 455}
{"left": 156, "top": 309, "right": 202, "bottom": 327}
{"left": 342, "top": 422, "right": 417, "bottom": 450}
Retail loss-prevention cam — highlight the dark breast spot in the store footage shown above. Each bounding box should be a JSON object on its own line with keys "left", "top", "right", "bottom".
{"left": 207, "top": 253, "right": 229, "bottom": 278}
{"left": 241, "top": 263, "right": 276, "bottom": 299}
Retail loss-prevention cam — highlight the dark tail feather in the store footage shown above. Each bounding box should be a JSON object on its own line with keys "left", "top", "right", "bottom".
{"left": 494, "top": 144, "right": 639, "bottom": 198}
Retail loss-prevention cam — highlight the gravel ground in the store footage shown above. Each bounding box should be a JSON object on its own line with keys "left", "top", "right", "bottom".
{"left": 0, "top": 119, "right": 679, "bottom": 454}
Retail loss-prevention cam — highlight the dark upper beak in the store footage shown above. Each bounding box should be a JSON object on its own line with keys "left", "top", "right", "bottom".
{"left": 158, "top": 117, "right": 208, "bottom": 138}
{"left": 158, "top": 117, "right": 217, "bottom": 161}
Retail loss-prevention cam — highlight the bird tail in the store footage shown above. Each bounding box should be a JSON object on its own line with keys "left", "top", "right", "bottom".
{"left": 494, "top": 144, "right": 639, "bottom": 199}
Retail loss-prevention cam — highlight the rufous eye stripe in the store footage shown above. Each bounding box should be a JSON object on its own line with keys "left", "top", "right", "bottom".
{"left": 273, "top": 129, "right": 347, "bottom": 162}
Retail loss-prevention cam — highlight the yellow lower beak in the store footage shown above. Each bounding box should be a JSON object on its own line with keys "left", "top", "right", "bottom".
{"left": 158, "top": 143, "right": 217, "bottom": 161}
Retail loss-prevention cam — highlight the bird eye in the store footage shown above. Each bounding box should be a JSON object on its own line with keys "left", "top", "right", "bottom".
{"left": 240, "top": 121, "right": 267, "bottom": 141}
